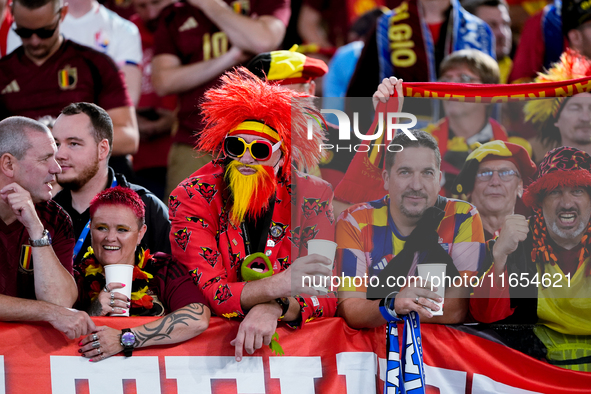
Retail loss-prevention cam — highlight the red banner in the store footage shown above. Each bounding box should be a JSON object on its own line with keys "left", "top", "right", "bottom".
{"left": 0, "top": 317, "right": 589, "bottom": 393}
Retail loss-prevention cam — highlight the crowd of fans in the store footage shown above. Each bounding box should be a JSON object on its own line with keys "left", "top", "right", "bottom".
{"left": 1, "top": 0, "right": 590, "bottom": 376}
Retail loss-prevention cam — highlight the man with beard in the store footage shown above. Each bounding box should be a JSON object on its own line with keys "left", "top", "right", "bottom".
{"left": 471, "top": 146, "right": 591, "bottom": 371}
{"left": 336, "top": 129, "right": 486, "bottom": 327}
{"left": 0, "top": 0, "right": 138, "bottom": 158}
{"left": 169, "top": 68, "right": 337, "bottom": 362}
{"left": 51, "top": 102, "right": 170, "bottom": 276}
{"left": 0, "top": 116, "right": 96, "bottom": 339}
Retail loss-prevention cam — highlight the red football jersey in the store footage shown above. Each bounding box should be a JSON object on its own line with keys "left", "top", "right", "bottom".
{"left": 131, "top": 14, "right": 176, "bottom": 171}
{"left": 0, "top": 40, "right": 132, "bottom": 120}
{"left": 153, "top": 0, "right": 290, "bottom": 146}
{"left": 0, "top": 200, "right": 74, "bottom": 300}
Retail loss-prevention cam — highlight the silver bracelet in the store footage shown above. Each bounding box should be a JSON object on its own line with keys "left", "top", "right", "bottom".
{"left": 384, "top": 291, "right": 400, "bottom": 319}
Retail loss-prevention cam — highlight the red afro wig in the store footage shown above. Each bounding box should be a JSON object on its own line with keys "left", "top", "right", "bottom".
{"left": 89, "top": 186, "right": 146, "bottom": 223}
{"left": 197, "top": 67, "right": 326, "bottom": 178}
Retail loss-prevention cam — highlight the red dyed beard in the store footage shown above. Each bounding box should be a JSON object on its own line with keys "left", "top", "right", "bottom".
{"left": 224, "top": 161, "right": 278, "bottom": 225}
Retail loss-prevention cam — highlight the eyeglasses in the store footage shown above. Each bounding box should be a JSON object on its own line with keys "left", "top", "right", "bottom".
{"left": 13, "top": 9, "right": 61, "bottom": 39}
{"left": 476, "top": 169, "right": 520, "bottom": 182}
{"left": 438, "top": 73, "right": 481, "bottom": 83}
{"left": 223, "top": 136, "right": 282, "bottom": 161}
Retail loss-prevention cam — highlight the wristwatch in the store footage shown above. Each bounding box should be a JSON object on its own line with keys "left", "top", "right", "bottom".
{"left": 29, "top": 229, "right": 52, "bottom": 247}
{"left": 275, "top": 297, "right": 290, "bottom": 320}
{"left": 120, "top": 328, "right": 137, "bottom": 357}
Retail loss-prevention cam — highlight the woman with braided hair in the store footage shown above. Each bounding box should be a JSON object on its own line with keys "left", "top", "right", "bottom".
{"left": 470, "top": 146, "right": 591, "bottom": 372}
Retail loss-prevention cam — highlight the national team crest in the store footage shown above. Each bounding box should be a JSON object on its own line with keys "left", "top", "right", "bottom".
{"left": 19, "top": 245, "right": 33, "bottom": 272}
{"left": 57, "top": 65, "right": 78, "bottom": 90}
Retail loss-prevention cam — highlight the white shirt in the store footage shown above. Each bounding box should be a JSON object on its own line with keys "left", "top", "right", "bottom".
{"left": 7, "top": 2, "right": 142, "bottom": 67}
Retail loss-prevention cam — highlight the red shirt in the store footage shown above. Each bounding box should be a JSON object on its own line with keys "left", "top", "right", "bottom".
{"left": 0, "top": 201, "right": 74, "bottom": 300}
{"left": 508, "top": 10, "right": 568, "bottom": 84}
{"left": 509, "top": 11, "right": 545, "bottom": 83}
{"left": 0, "top": 8, "right": 13, "bottom": 57}
{"left": 153, "top": 0, "right": 290, "bottom": 146}
{"left": 0, "top": 40, "right": 131, "bottom": 120}
{"left": 131, "top": 14, "right": 176, "bottom": 171}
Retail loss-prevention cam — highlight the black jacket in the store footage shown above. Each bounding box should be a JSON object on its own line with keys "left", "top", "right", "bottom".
{"left": 53, "top": 167, "right": 171, "bottom": 271}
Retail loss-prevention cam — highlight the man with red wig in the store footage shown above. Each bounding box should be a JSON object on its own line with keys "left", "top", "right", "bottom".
{"left": 471, "top": 146, "right": 591, "bottom": 371}
{"left": 169, "top": 68, "right": 337, "bottom": 361}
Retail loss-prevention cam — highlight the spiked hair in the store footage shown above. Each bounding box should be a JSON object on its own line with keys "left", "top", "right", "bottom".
{"left": 90, "top": 186, "right": 145, "bottom": 226}
{"left": 197, "top": 67, "right": 325, "bottom": 178}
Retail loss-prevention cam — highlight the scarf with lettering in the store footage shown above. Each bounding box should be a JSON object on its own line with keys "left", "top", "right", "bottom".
{"left": 383, "top": 314, "right": 426, "bottom": 394}
{"left": 376, "top": 0, "right": 495, "bottom": 82}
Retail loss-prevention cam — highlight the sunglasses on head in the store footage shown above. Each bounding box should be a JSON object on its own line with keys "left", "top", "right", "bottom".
{"left": 13, "top": 9, "right": 61, "bottom": 39}
{"left": 224, "top": 136, "right": 282, "bottom": 161}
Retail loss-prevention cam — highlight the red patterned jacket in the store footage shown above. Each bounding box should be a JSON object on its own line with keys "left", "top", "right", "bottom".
{"left": 169, "top": 161, "right": 337, "bottom": 326}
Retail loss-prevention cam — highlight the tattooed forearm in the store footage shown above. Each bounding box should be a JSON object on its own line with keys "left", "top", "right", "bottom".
{"left": 133, "top": 303, "right": 207, "bottom": 348}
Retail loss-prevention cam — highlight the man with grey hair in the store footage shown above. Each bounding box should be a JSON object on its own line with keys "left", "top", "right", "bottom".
{"left": 0, "top": 116, "right": 96, "bottom": 339}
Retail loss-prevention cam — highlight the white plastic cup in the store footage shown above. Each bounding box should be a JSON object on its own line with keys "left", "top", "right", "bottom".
{"left": 307, "top": 239, "right": 337, "bottom": 295}
{"left": 104, "top": 264, "right": 133, "bottom": 316}
{"left": 416, "top": 263, "right": 447, "bottom": 316}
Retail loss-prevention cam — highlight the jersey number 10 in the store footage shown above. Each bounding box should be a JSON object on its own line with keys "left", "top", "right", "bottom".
{"left": 203, "top": 32, "right": 229, "bottom": 60}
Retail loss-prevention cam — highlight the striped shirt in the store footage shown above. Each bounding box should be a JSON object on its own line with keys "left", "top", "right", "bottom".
{"left": 336, "top": 195, "right": 485, "bottom": 293}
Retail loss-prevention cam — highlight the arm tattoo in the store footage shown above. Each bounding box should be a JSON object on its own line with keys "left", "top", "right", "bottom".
{"left": 133, "top": 303, "right": 205, "bottom": 348}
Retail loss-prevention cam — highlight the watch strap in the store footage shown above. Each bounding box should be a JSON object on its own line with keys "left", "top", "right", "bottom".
{"left": 29, "top": 229, "right": 51, "bottom": 247}
{"left": 121, "top": 328, "right": 135, "bottom": 357}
